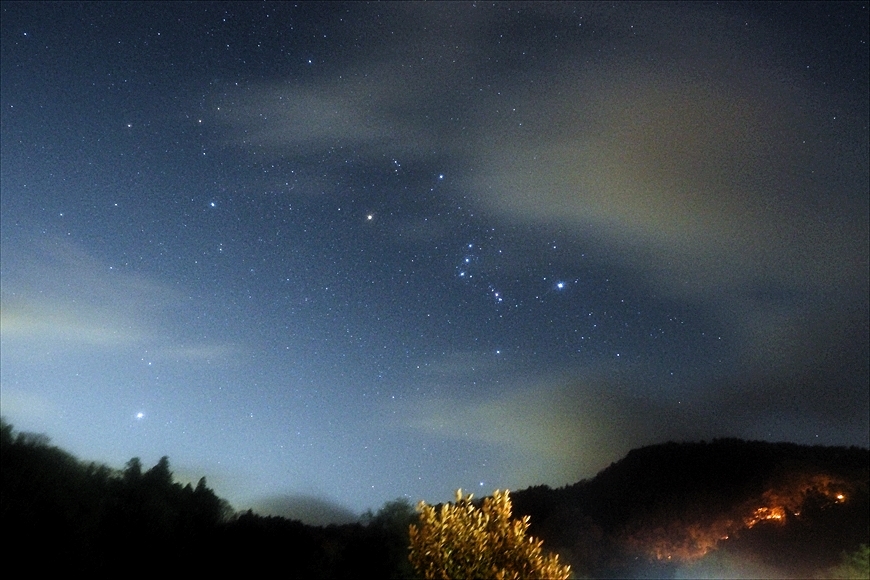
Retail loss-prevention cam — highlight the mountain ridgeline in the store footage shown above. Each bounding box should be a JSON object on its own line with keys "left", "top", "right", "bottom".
{"left": 2, "top": 419, "right": 867, "bottom": 578}
{"left": 510, "top": 439, "right": 869, "bottom": 578}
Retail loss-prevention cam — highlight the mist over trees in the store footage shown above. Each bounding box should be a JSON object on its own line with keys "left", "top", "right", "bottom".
{"left": 2, "top": 418, "right": 867, "bottom": 578}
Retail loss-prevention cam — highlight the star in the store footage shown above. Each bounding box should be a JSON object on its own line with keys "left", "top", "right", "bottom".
{"left": 3, "top": 0, "right": 864, "bottom": 529}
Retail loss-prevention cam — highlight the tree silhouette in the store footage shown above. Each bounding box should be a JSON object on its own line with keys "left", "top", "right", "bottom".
{"left": 145, "top": 456, "right": 173, "bottom": 487}
{"left": 124, "top": 457, "right": 142, "bottom": 481}
{"left": 364, "top": 498, "right": 418, "bottom": 579}
{"left": 408, "top": 489, "right": 571, "bottom": 580}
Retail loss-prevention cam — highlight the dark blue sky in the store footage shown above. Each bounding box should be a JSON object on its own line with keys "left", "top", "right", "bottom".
{"left": 1, "top": 1, "right": 867, "bottom": 524}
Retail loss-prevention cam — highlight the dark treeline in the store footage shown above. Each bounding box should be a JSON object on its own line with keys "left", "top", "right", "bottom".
{"left": 0, "top": 419, "right": 415, "bottom": 577}
{"left": 2, "top": 418, "right": 867, "bottom": 578}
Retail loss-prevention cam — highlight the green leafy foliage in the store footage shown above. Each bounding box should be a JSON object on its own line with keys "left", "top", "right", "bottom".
{"left": 408, "top": 489, "right": 571, "bottom": 580}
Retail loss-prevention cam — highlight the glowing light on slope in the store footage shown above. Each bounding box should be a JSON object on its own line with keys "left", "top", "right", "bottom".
{"left": 628, "top": 473, "right": 851, "bottom": 563}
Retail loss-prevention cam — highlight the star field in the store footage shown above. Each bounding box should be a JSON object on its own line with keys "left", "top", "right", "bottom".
{"left": 1, "top": 2, "right": 867, "bottom": 524}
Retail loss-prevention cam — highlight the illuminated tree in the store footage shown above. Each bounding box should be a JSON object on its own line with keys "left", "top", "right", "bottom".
{"left": 408, "top": 489, "right": 571, "bottom": 580}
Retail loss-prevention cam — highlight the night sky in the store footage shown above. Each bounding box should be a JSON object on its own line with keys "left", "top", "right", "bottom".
{"left": 1, "top": 2, "right": 867, "bottom": 524}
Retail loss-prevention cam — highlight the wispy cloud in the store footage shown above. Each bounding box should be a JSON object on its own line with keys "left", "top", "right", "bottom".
{"left": 0, "top": 236, "right": 236, "bottom": 360}
{"left": 209, "top": 3, "right": 867, "bottom": 397}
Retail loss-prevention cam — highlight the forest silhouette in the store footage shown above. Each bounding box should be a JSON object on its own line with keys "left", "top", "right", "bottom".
{"left": 2, "top": 418, "right": 867, "bottom": 578}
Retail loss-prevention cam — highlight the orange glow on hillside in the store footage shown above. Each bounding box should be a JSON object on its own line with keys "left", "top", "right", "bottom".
{"left": 625, "top": 473, "right": 851, "bottom": 563}
{"left": 744, "top": 505, "right": 785, "bottom": 528}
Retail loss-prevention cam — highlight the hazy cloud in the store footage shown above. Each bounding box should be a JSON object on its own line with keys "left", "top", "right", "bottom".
{"left": 0, "top": 237, "right": 238, "bottom": 359}
{"left": 252, "top": 493, "right": 359, "bottom": 526}
{"left": 401, "top": 370, "right": 711, "bottom": 487}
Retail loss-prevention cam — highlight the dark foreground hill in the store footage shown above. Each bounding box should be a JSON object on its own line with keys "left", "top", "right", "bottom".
{"left": 2, "top": 418, "right": 867, "bottom": 578}
{"left": 511, "top": 439, "right": 869, "bottom": 578}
